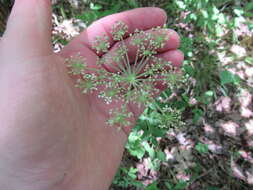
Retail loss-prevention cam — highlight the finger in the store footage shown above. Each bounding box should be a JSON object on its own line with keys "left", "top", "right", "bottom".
{"left": 101, "top": 29, "right": 180, "bottom": 72}
{"left": 154, "top": 50, "right": 184, "bottom": 90}
{"left": 4, "top": 0, "right": 52, "bottom": 57}
{"left": 158, "top": 49, "right": 184, "bottom": 68}
{"left": 61, "top": 7, "right": 167, "bottom": 56}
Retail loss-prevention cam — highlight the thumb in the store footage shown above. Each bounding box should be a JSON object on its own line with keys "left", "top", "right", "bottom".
{"left": 4, "top": 0, "right": 52, "bottom": 57}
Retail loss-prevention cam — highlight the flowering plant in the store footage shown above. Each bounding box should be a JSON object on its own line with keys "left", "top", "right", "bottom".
{"left": 66, "top": 21, "right": 180, "bottom": 129}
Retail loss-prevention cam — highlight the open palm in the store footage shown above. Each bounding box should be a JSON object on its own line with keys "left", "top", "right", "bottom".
{"left": 0, "top": 1, "right": 183, "bottom": 190}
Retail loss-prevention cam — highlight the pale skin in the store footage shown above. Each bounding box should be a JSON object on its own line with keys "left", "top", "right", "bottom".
{"left": 0, "top": 0, "right": 184, "bottom": 190}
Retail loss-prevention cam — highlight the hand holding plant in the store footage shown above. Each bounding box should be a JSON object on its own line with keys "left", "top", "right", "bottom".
{"left": 66, "top": 21, "right": 183, "bottom": 132}
{"left": 0, "top": 0, "right": 183, "bottom": 189}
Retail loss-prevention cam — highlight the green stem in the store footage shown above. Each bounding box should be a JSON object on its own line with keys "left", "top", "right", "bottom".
{"left": 153, "top": 100, "right": 164, "bottom": 114}
{"left": 135, "top": 55, "right": 151, "bottom": 74}
{"left": 121, "top": 38, "right": 132, "bottom": 74}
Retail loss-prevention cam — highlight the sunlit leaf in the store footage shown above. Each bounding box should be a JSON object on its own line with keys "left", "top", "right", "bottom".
{"left": 90, "top": 3, "right": 102, "bottom": 10}
{"left": 220, "top": 70, "right": 240, "bottom": 85}
{"left": 195, "top": 143, "right": 209, "bottom": 154}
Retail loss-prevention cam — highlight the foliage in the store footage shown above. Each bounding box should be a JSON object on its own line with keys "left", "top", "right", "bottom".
{"left": 75, "top": 0, "right": 138, "bottom": 25}
{"left": 195, "top": 143, "right": 209, "bottom": 154}
{"left": 112, "top": 167, "right": 144, "bottom": 188}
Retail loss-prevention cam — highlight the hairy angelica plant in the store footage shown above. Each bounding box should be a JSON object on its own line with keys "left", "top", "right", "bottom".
{"left": 66, "top": 21, "right": 181, "bottom": 129}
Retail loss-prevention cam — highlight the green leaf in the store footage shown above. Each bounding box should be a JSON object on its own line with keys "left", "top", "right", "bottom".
{"left": 174, "top": 181, "right": 188, "bottom": 190}
{"left": 192, "top": 108, "right": 203, "bottom": 123}
{"left": 220, "top": 70, "right": 240, "bottom": 85}
{"left": 245, "top": 12, "right": 253, "bottom": 17}
{"left": 205, "top": 91, "right": 214, "bottom": 97}
{"left": 248, "top": 23, "right": 253, "bottom": 30}
{"left": 246, "top": 2, "right": 253, "bottom": 11}
{"left": 201, "top": 10, "right": 208, "bottom": 18}
{"left": 90, "top": 3, "right": 102, "bottom": 10}
{"left": 217, "top": 13, "right": 226, "bottom": 24}
{"left": 150, "top": 123, "right": 167, "bottom": 137}
{"left": 76, "top": 11, "right": 98, "bottom": 25}
{"left": 165, "top": 182, "right": 174, "bottom": 189}
{"left": 132, "top": 181, "right": 145, "bottom": 188}
{"left": 126, "top": 0, "right": 139, "bottom": 8}
{"left": 157, "top": 150, "right": 166, "bottom": 162}
{"left": 212, "top": 6, "right": 219, "bottom": 15}
{"left": 130, "top": 148, "right": 145, "bottom": 159}
{"left": 146, "top": 182, "right": 160, "bottom": 190}
{"left": 195, "top": 143, "right": 209, "bottom": 154}
{"left": 234, "top": 9, "right": 244, "bottom": 17}
{"left": 128, "top": 167, "right": 138, "bottom": 179}
{"left": 143, "top": 142, "right": 155, "bottom": 158}
{"left": 189, "top": 13, "right": 197, "bottom": 21}
{"left": 215, "top": 25, "right": 224, "bottom": 36}
{"left": 128, "top": 131, "right": 140, "bottom": 143}
{"left": 176, "top": 1, "right": 186, "bottom": 9}
{"left": 245, "top": 57, "right": 253, "bottom": 65}
{"left": 126, "top": 131, "right": 146, "bottom": 159}
{"left": 184, "top": 65, "right": 195, "bottom": 76}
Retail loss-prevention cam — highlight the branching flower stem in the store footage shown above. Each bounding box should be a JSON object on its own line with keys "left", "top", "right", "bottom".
{"left": 66, "top": 21, "right": 181, "bottom": 129}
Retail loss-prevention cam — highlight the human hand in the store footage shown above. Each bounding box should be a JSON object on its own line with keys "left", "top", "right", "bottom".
{"left": 0, "top": 0, "right": 183, "bottom": 190}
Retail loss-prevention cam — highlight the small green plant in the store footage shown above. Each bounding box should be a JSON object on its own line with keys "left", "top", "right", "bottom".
{"left": 75, "top": 1, "right": 138, "bottom": 25}
{"left": 66, "top": 21, "right": 180, "bottom": 128}
{"left": 165, "top": 180, "right": 188, "bottom": 190}
{"left": 195, "top": 142, "right": 209, "bottom": 154}
{"left": 112, "top": 167, "right": 144, "bottom": 188}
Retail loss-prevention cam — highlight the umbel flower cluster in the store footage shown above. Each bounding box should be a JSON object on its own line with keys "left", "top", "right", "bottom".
{"left": 66, "top": 21, "right": 180, "bottom": 128}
